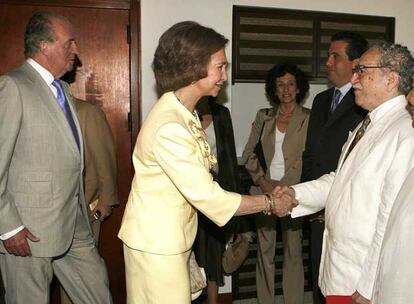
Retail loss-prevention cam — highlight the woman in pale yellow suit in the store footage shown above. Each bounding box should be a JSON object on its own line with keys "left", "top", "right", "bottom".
{"left": 118, "top": 21, "right": 283, "bottom": 304}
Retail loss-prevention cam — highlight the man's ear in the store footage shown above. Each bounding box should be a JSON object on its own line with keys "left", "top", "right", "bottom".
{"left": 386, "top": 71, "right": 399, "bottom": 93}
{"left": 407, "top": 87, "right": 414, "bottom": 105}
{"left": 39, "top": 40, "right": 49, "bottom": 55}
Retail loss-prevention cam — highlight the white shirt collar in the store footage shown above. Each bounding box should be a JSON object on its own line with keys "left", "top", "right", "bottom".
{"left": 27, "top": 58, "right": 55, "bottom": 86}
{"left": 369, "top": 95, "right": 406, "bottom": 125}
{"left": 335, "top": 82, "right": 353, "bottom": 102}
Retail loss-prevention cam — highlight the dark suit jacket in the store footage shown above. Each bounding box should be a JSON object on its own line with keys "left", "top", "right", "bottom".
{"left": 210, "top": 100, "right": 241, "bottom": 194}
{"left": 301, "top": 87, "right": 367, "bottom": 182}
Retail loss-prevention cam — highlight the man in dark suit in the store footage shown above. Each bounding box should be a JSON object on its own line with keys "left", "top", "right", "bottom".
{"left": 300, "top": 31, "right": 368, "bottom": 304}
{"left": 0, "top": 11, "right": 112, "bottom": 303}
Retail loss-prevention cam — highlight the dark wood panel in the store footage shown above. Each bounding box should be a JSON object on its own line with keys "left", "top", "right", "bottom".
{"left": 239, "top": 40, "right": 313, "bottom": 50}
{"left": 239, "top": 56, "right": 313, "bottom": 64}
{"left": 239, "top": 24, "right": 314, "bottom": 36}
{"left": 2, "top": 0, "right": 130, "bottom": 10}
{"left": 129, "top": 0, "right": 141, "bottom": 147}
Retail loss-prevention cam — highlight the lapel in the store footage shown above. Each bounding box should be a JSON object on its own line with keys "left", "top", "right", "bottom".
{"left": 325, "top": 88, "right": 356, "bottom": 128}
{"left": 336, "top": 98, "right": 406, "bottom": 180}
{"left": 210, "top": 101, "right": 224, "bottom": 162}
{"left": 336, "top": 119, "right": 365, "bottom": 171}
{"left": 282, "top": 105, "right": 307, "bottom": 156}
{"left": 63, "top": 83, "right": 84, "bottom": 157}
{"left": 166, "top": 92, "right": 215, "bottom": 170}
{"left": 21, "top": 63, "right": 80, "bottom": 158}
{"left": 262, "top": 105, "right": 304, "bottom": 169}
{"left": 261, "top": 108, "right": 277, "bottom": 167}
{"left": 260, "top": 106, "right": 307, "bottom": 165}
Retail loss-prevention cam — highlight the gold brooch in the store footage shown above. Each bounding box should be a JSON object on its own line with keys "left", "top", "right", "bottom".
{"left": 188, "top": 120, "right": 217, "bottom": 169}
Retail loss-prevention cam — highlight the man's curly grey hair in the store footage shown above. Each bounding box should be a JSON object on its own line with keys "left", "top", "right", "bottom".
{"left": 371, "top": 42, "right": 414, "bottom": 95}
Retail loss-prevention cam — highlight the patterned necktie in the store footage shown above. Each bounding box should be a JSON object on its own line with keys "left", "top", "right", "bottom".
{"left": 343, "top": 115, "right": 371, "bottom": 162}
{"left": 330, "top": 89, "right": 341, "bottom": 112}
{"left": 51, "top": 79, "right": 80, "bottom": 149}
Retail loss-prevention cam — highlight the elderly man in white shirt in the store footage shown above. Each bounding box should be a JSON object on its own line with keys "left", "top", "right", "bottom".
{"left": 274, "top": 42, "right": 414, "bottom": 304}
{"left": 370, "top": 89, "right": 414, "bottom": 304}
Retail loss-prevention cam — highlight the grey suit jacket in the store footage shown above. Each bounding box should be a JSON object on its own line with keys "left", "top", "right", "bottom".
{"left": 0, "top": 62, "right": 89, "bottom": 257}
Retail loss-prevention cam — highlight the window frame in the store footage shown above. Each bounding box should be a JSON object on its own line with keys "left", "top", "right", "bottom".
{"left": 232, "top": 5, "right": 395, "bottom": 84}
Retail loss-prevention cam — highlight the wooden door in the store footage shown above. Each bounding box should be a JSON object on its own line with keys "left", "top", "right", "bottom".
{"left": 0, "top": 1, "right": 140, "bottom": 303}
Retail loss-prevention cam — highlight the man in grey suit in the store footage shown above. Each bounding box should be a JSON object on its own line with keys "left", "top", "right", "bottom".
{"left": 60, "top": 97, "right": 119, "bottom": 304}
{"left": 0, "top": 11, "right": 112, "bottom": 303}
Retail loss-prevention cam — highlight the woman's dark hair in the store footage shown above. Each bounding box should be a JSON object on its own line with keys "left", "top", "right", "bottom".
{"left": 152, "top": 21, "right": 228, "bottom": 94}
{"left": 265, "top": 63, "right": 309, "bottom": 104}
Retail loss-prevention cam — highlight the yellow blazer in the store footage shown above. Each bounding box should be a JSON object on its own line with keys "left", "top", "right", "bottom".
{"left": 118, "top": 92, "right": 241, "bottom": 255}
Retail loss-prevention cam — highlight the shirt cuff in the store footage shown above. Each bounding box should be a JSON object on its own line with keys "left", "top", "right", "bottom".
{"left": 0, "top": 225, "right": 25, "bottom": 240}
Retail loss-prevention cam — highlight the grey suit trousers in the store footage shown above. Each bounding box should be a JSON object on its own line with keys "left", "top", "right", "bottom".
{"left": 256, "top": 213, "right": 304, "bottom": 304}
{"left": 0, "top": 205, "right": 112, "bottom": 304}
{"left": 61, "top": 216, "right": 102, "bottom": 304}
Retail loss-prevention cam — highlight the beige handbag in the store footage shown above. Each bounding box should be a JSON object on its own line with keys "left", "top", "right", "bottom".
{"left": 189, "top": 251, "right": 206, "bottom": 300}
{"left": 222, "top": 233, "right": 250, "bottom": 274}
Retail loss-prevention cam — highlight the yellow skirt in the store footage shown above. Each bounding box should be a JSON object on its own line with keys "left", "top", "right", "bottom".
{"left": 123, "top": 244, "right": 191, "bottom": 304}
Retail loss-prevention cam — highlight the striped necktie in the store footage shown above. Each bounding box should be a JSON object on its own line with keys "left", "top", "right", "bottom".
{"left": 330, "top": 89, "right": 341, "bottom": 112}
{"left": 343, "top": 115, "right": 371, "bottom": 162}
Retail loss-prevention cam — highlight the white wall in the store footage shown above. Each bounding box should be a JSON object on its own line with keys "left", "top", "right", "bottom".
{"left": 142, "top": 0, "right": 414, "bottom": 156}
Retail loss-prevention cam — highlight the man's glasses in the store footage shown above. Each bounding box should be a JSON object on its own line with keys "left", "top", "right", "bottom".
{"left": 352, "top": 64, "right": 384, "bottom": 74}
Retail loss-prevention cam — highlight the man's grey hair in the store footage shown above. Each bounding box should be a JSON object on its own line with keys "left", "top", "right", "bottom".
{"left": 24, "top": 11, "right": 69, "bottom": 58}
{"left": 371, "top": 42, "right": 414, "bottom": 95}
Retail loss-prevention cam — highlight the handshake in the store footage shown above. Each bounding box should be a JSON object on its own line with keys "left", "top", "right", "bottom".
{"left": 267, "top": 185, "right": 298, "bottom": 217}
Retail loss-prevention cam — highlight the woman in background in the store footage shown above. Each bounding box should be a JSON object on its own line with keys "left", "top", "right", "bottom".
{"left": 242, "top": 63, "right": 310, "bottom": 304}
{"left": 194, "top": 97, "right": 241, "bottom": 304}
{"left": 118, "top": 21, "right": 282, "bottom": 304}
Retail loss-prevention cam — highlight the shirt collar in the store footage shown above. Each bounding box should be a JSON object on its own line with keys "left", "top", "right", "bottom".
{"left": 26, "top": 58, "right": 55, "bottom": 86}
{"left": 369, "top": 95, "right": 406, "bottom": 125}
{"left": 335, "top": 82, "right": 353, "bottom": 101}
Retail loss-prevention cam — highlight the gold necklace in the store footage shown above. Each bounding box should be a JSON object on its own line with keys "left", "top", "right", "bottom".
{"left": 174, "top": 91, "right": 198, "bottom": 118}
{"left": 278, "top": 106, "right": 296, "bottom": 116}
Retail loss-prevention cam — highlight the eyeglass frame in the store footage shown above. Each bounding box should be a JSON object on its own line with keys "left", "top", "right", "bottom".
{"left": 352, "top": 64, "right": 386, "bottom": 75}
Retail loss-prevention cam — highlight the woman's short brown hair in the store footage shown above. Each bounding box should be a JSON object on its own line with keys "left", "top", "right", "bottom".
{"left": 152, "top": 21, "right": 228, "bottom": 94}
